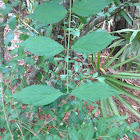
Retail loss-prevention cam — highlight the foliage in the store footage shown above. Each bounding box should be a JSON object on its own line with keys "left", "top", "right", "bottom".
{"left": 0, "top": 0, "right": 140, "bottom": 139}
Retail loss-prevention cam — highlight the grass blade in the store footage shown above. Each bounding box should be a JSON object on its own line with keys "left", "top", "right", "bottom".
{"left": 105, "top": 79, "right": 140, "bottom": 103}
{"left": 106, "top": 78, "right": 140, "bottom": 91}
{"left": 105, "top": 74, "right": 140, "bottom": 79}
{"left": 111, "top": 54, "right": 140, "bottom": 69}
{"left": 116, "top": 95, "right": 140, "bottom": 119}
{"left": 100, "top": 99, "right": 108, "bottom": 118}
{"left": 97, "top": 52, "right": 100, "bottom": 70}
{"left": 104, "top": 45, "right": 128, "bottom": 68}
{"left": 108, "top": 97, "right": 120, "bottom": 116}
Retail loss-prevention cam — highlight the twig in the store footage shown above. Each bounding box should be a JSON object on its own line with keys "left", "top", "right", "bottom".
{"left": 19, "top": 19, "right": 39, "bottom": 34}
{"left": 12, "top": 99, "right": 24, "bottom": 140}
{"left": 0, "top": 75, "right": 14, "bottom": 140}
{"left": 66, "top": 0, "right": 72, "bottom": 93}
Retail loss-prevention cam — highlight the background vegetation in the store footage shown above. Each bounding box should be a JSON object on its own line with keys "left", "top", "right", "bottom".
{"left": 0, "top": 0, "right": 140, "bottom": 139}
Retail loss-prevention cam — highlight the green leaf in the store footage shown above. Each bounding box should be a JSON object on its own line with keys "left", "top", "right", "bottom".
{"left": 130, "top": 122, "right": 139, "bottom": 129}
{"left": 106, "top": 78, "right": 140, "bottom": 91}
{"left": 134, "top": 130, "right": 140, "bottom": 136}
{"left": 0, "top": 4, "right": 12, "bottom": 15}
{"left": 106, "top": 127, "right": 120, "bottom": 137}
{"left": 104, "top": 45, "right": 128, "bottom": 68}
{"left": 51, "top": 0, "right": 62, "bottom": 3}
{"left": 4, "top": 31, "right": 14, "bottom": 46}
{"left": 72, "top": 0, "right": 111, "bottom": 17}
{"left": 106, "top": 73, "right": 140, "bottom": 79}
{"left": 0, "top": 66, "right": 10, "bottom": 73}
{"left": 114, "top": 0, "right": 133, "bottom": 26}
{"left": 46, "top": 25, "right": 53, "bottom": 37}
{"left": 27, "top": 2, "right": 67, "bottom": 25}
{"left": 130, "top": 30, "right": 139, "bottom": 43}
{"left": 19, "top": 34, "right": 29, "bottom": 41}
{"left": 8, "top": 16, "right": 17, "bottom": 31}
{"left": 82, "top": 124, "right": 94, "bottom": 140}
{"left": 18, "top": 65, "right": 25, "bottom": 75}
{"left": 0, "top": 23, "right": 7, "bottom": 26}
{"left": 4, "top": 0, "right": 9, "bottom": 4}
{"left": 46, "top": 135, "right": 53, "bottom": 140}
{"left": 111, "top": 29, "right": 138, "bottom": 34}
{"left": 97, "top": 117, "right": 107, "bottom": 135}
{"left": 68, "top": 128, "right": 81, "bottom": 140}
{"left": 105, "top": 80, "right": 140, "bottom": 103}
{"left": 111, "top": 54, "right": 140, "bottom": 69}
{"left": 116, "top": 95, "right": 140, "bottom": 119}
{"left": 13, "top": 85, "right": 63, "bottom": 106}
{"left": 25, "top": 57, "right": 35, "bottom": 66}
{"left": 68, "top": 112, "right": 78, "bottom": 124}
{"left": 120, "top": 11, "right": 132, "bottom": 26}
{"left": 19, "top": 36, "right": 64, "bottom": 57}
{"left": 72, "top": 30, "right": 118, "bottom": 54}
{"left": 1, "top": 2, "right": 19, "bottom": 15}
{"left": 71, "top": 82, "right": 121, "bottom": 102}
{"left": 53, "top": 135, "right": 61, "bottom": 140}
{"left": 126, "top": 131, "right": 135, "bottom": 139}
{"left": 100, "top": 99, "right": 108, "bottom": 117}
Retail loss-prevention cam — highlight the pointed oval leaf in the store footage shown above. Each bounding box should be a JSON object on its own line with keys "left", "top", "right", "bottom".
{"left": 71, "top": 82, "right": 122, "bottom": 102}
{"left": 27, "top": 2, "right": 67, "bottom": 25}
{"left": 72, "top": 0, "right": 111, "bottom": 17}
{"left": 8, "top": 15, "right": 17, "bottom": 31}
{"left": 72, "top": 31, "right": 118, "bottom": 54}
{"left": 19, "top": 36, "right": 64, "bottom": 57}
{"left": 13, "top": 85, "right": 63, "bottom": 106}
{"left": 4, "top": 31, "right": 14, "bottom": 46}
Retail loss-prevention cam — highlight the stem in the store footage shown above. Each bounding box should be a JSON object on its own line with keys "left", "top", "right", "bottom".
{"left": 12, "top": 99, "right": 24, "bottom": 140}
{"left": 87, "top": 55, "right": 95, "bottom": 71}
{"left": 19, "top": 19, "right": 39, "bottom": 34}
{"left": 15, "top": 123, "right": 24, "bottom": 140}
{"left": 102, "top": 46, "right": 116, "bottom": 68}
{"left": 97, "top": 52, "right": 101, "bottom": 75}
{"left": 0, "top": 74, "right": 13, "bottom": 140}
{"left": 66, "top": 0, "right": 72, "bottom": 93}
{"left": 93, "top": 53, "right": 97, "bottom": 68}
{"left": 97, "top": 52, "right": 100, "bottom": 70}
{"left": 92, "top": 54, "right": 93, "bottom": 64}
